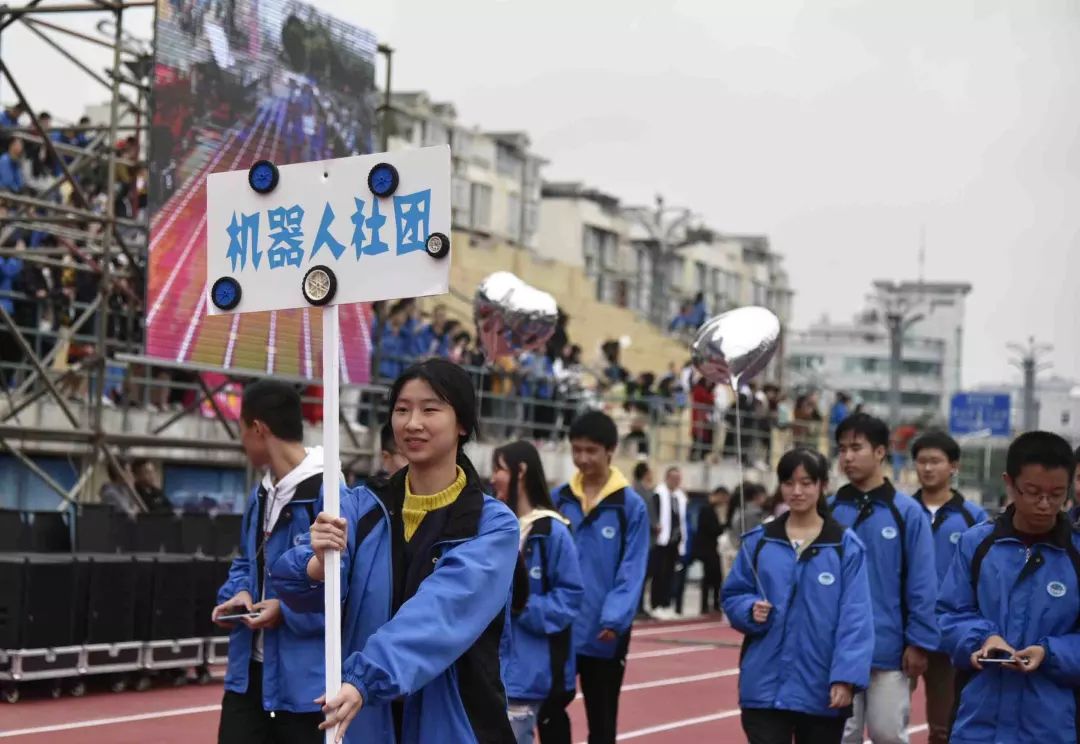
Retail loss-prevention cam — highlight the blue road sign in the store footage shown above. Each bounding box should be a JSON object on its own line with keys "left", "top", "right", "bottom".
{"left": 949, "top": 392, "right": 1012, "bottom": 437}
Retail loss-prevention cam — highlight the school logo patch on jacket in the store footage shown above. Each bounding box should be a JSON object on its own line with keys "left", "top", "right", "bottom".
{"left": 881, "top": 526, "right": 898, "bottom": 540}
{"left": 601, "top": 526, "right": 617, "bottom": 539}
{"left": 817, "top": 572, "right": 836, "bottom": 586}
{"left": 1047, "top": 580, "right": 1067, "bottom": 598}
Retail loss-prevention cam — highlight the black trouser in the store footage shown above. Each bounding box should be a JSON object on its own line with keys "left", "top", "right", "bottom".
{"left": 650, "top": 543, "right": 678, "bottom": 609}
{"left": 698, "top": 551, "right": 723, "bottom": 614}
{"left": 578, "top": 653, "right": 628, "bottom": 744}
{"left": 741, "top": 707, "right": 846, "bottom": 744}
{"left": 537, "top": 687, "right": 576, "bottom": 744}
{"left": 217, "top": 662, "right": 323, "bottom": 744}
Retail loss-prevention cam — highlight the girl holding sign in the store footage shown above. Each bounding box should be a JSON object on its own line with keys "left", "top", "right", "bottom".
{"left": 491, "top": 440, "right": 584, "bottom": 744}
{"left": 271, "top": 359, "right": 520, "bottom": 743}
{"left": 722, "top": 449, "right": 874, "bottom": 744}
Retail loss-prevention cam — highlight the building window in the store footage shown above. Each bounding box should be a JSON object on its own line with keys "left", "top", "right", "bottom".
{"left": 495, "top": 143, "right": 523, "bottom": 180}
{"left": 669, "top": 256, "right": 686, "bottom": 289}
{"left": 584, "top": 226, "right": 617, "bottom": 301}
{"left": 470, "top": 183, "right": 492, "bottom": 230}
{"left": 788, "top": 354, "right": 825, "bottom": 372}
{"left": 695, "top": 261, "right": 707, "bottom": 295}
{"left": 506, "top": 192, "right": 521, "bottom": 242}
{"left": 452, "top": 177, "right": 472, "bottom": 229}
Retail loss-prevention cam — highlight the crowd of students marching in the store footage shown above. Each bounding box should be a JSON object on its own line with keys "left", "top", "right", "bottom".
{"left": 209, "top": 358, "right": 1080, "bottom": 744}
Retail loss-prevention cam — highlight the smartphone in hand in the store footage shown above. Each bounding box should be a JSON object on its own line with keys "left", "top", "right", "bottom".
{"left": 217, "top": 611, "right": 261, "bottom": 623}
{"left": 977, "top": 648, "right": 1016, "bottom": 665}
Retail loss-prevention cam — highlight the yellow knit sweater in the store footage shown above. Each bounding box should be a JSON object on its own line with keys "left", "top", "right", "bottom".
{"left": 403, "top": 466, "right": 466, "bottom": 541}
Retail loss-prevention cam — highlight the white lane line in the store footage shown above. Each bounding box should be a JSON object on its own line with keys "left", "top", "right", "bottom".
{"left": 0, "top": 704, "right": 222, "bottom": 737}
{"left": 574, "top": 708, "right": 741, "bottom": 743}
{"left": 864, "top": 724, "right": 928, "bottom": 743}
{"left": 627, "top": 645, "right": 716, "bottom": 660}
{"left": 633, "top": 621, "right": 727, "bottom": 637}
{"left": 573, "top": 667, "right": 740, "bottom": 702}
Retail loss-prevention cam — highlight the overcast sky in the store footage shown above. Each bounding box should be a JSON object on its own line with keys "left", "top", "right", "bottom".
{"left": 5, "top": 0, "right": 1078, "bottom": 387}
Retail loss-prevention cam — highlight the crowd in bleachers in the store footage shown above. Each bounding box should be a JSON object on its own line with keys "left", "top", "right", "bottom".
{"left": 0, "top": 103, "right": 147, "bottom": 393}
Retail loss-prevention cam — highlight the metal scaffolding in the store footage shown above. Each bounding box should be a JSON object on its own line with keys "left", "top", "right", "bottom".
{"left": 0, "top": 0, "right": 157, "bottom": 506}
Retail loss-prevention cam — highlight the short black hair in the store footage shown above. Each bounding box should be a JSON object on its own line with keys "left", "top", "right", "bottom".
{"left": 380, "top": 421, "right": 396, "bottom": 454}
{"left": 665, "top": 466, "right": 679, "bottom": 477}
{"left": 569, "top": 410, "right": 619, "bottom": 451}
{"left": 241, "top": 380, "right": 303, "bottom": 442}
{"left": 835, "top": 412, "right": 890, "bottom": 451}
{"left": 911, "top": 430, "right": 961, "bottom": 462}
{"left": 1005, "top": 431, "right": 1076, "bottom": 481}
{"left": 632, "top": 462, "right": 651, "bottom": 481}
{"left": 777, "top": 448, "right": 830, "bottom": 484}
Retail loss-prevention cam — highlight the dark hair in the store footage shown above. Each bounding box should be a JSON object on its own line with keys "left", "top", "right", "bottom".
{"left": 712, "top": 486, "right": 730, "bottom": 496}
{"left": 241, "top": 380, "right": 303, "bottom": 442}
{"left": 835, "top": 412, "right": 890, "bottom": 451}
{"left": 379, "top": 421, "right": 396, "bottom": 454}
{"left": 493, "top": 440, "right": 556, "bottom": 515}
{"left": 727, "top": 482, "right": 767, "bottom": 524}
{"left": 388, "top": 359, "right": 481, "bottom": 482}
{"left": 911, "top": 430, "right": 961, "bottom": 463}
{"left": 632, "top": 462, "right": 651, "bottom": 481}
{"left": 665, "top": 466, "right": 680, "bottom": 477}
{"left": 1005, "top": 431, "right": 1076, "bottom": 481}
{"left": 569, "top": 410, "right": 619, "bottom": 450}
{"left": 777, "top": 448, "right": 830, "bottom": 515}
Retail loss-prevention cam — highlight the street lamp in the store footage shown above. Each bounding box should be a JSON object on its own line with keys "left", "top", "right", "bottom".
{"left": 623, "top": 195, "right": 694, "bottom": 327}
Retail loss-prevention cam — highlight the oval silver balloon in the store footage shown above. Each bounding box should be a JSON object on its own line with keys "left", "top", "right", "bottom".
{"left": 474, "top": 271, "right": 558, "bottom": 359}
{"left": 691, "top": 306, "right": 782, "bottom": 386}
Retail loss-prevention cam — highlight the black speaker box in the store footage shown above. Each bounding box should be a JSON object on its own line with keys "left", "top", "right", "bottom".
{"left": 0, "top": 509, "right": 29, "bottom": 552}
{"left": 132, "top": 554, "right": 196, "bottom": 641}
{"left": 77, "top": 553, "right": 138, "bottom": 644}
{"left": 193, "top": 556, "right": 233, "bottom": 637}
{"left": 0, "top": 556, "right": 25, "bottom": 648}
{"left": 9, "top": 554, "right": 80, "bottom": 648}
{"left": 181, "top": 513, "right": 215, "bottom": 556}
{"left": 133, "top": 513, "right": 182, "bottom": 553}
{"left": 212, "top": 513, "right": 243, "bottom": 557}
{"left": 26, "top": 511, "right": 72, "bottom": 553}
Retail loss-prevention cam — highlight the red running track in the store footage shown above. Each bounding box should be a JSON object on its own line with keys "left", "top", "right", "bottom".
{"left": 0, "top": 618, "right": 929, "bottom": 743}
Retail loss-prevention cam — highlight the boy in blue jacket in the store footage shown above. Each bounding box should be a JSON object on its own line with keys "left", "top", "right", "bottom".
{"left": 909, "top": 430, "right": 987, "bottom": 744}
{"left": 551, "top": 411, "right": 649, "bottom": 744}
{"left": 939, "top": 430, "right": 1080, "bottom": 744}
{"left": 211, "top": 380, "right": 344, "bottom": 744}
{"left": 828, "top": 413, "right": 938, "bottom": 744}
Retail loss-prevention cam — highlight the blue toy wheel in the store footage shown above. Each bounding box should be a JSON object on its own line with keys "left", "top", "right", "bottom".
{"left": 211, "top": 276, "right": 242, "bottom": 310}
{"left": 248, "top": 160, "right": 279, "bottom": 194}
{"left": 367, "top": 162, "right": 399, "bottom": 198}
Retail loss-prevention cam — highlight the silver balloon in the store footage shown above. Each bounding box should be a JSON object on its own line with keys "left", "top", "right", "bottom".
{"left": 473, "top": 271, "right": 558, "bottom": 359}
{"left": 691, "top": 306, "right": 782, "bottom": 386}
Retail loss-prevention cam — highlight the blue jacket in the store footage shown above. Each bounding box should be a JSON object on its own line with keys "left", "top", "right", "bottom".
{"left": 913, "top": 489, "right": 988, "bottom": 585}
{"left": 272, "top": 469, "right": 520, "bottom": 744}
{"left": 938, "top": 507, "right": 1080, "bottom": 744}
{"left": 411, "top": 323, "right": 448, "bottom": 358}
{"left": 723, "top": 514, "right": 874, "bottom": 717}
{"left": 829, "top": 481, "right": 939, "bottom": 669}
{"left": 501, "top": 515, "right": 585, "bottom": 701}
{"left": 0, "top": 256, "right": 22, "bottom": 314}
{"left": 552, "top": 478, "right": 649, "bottom": 659}
{"left": 217, "top": 475, "right": 340, "bottom": 713}
{"left": 0, "top": 154, "right": 24, "bottom": 193}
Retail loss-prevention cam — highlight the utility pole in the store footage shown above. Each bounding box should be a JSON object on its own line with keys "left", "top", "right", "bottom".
{"left": 624, "top": 195, "right": 694, "bottom": 327}
{"left": 872, "top": 284, "right": 925, "bottom": 429}
{"left": 1007, "top": 336, "right": 1053, "bottom": 431}
{"left": 377, "top": 43, "right": 394, "bottom": 153}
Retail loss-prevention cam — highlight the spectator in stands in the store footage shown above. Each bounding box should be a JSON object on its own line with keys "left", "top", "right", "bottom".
{"left": 520, "top": 350, "right": 557, "bottom": 441}
{"left": 793, "top": 392, "right": 824, "bottom": 449}
{"left": 690, "top": 376, "right": 716, "bottom": 462}
{"left": 668, "top": 302, "right": 692, "bottom": 333}
{"left": 131, "top": 458, "right": 172, "bottom": 513}
{"left": 829, "top": 392, "right": 851, "bottom": 435}
{"left": 412, "top": 303, "right": 449, "bottom": 358}
{"left": 551, "top": 411, "right": 649, "bottom": 744}
{"left": 212, "top": 380, "right": 334, "bottom": 744}
{"left": 0, "top": 101, "right": 25, "bottom": 135}
{"left": 99, "top": 459, "right": 139, "bottom": 516}
{"left": 688, "top": 292, "right": 707, "bottom": 328}
{"left": 448, "top": 330, "right": 471, "bottom": 364}
{"left": 0, "top": 137, "right": 26, "bottom": 193}
{"left": 373, "top": 300, "right": 411, "bottom": 381}
{"left": 0, "top": 244, "right": 22, "bottom": 385}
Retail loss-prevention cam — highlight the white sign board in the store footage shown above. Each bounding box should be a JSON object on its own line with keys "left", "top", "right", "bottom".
{"left": 205, "top": 145, "right": 451, "bottom": 315}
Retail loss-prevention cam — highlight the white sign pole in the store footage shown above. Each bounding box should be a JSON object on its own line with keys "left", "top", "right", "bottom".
{"left": 322, "top": 304, "right": 342, "bottom": 743}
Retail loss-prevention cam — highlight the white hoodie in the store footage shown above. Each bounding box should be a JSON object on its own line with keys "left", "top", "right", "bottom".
{"left": 253, "top": 446, "right": 339, "bottom": 661}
